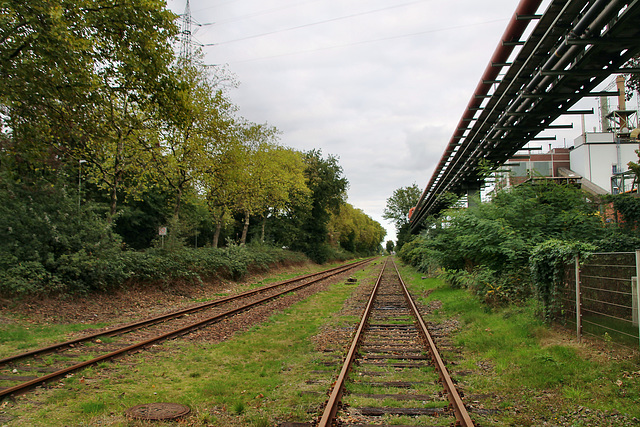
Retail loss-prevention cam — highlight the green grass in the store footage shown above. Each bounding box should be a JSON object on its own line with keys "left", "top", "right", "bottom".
{"left": 397, "top": 262, "right": 640, "bottom": 426}
{"left": 9, "top": 259, "right": 637, "bottom": 426}
{"left": 2, "top": 260, "right": 379, "bottom": 426}
{"left": 80, "top": 400, "right": 107, "bottom": 414}
{"left": 0, "top": 322, "right": 110, "bottom": 358}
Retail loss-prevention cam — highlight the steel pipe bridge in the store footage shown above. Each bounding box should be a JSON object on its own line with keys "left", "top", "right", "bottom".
{"left": 410, "top": 0, "right": 640, "bottom": 232}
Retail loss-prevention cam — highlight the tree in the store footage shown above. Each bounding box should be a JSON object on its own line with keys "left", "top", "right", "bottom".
{"left": 327, "top": 203, "right": 385, "bottom": 255}
{"left": 383, "top": 183, "right": 421, "bottom": 249}
{"left": 230, "top": 124, "right": 280, "bottom": 245}
{"left": 290, "top": 150, "right": 348, "bottom": 262}
{"left": 386, "top": 240, "right": 395, "bottom": 253}
{"left": 256, "top": 146, "right": 309, "bottom": 242}
{"left": 400, "top": 181, "right": 605, "bottom": 274}
{"left": 203, "top": 142, "right": 243, "bottom": 248}
{"left": 144, "top": 59, "right": 237, "bottom": 225}
{"left": 1, "top": 0, "right": 177, "bottom": 181}
{"left": 625, "top": 55, "right": 640, "bottom": 99}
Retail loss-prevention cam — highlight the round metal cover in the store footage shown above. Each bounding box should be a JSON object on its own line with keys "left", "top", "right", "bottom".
{"left": 125, "top": 402, "right": 190, "bottom": 420}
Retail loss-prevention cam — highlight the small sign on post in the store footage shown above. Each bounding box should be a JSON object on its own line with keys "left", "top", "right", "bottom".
{"left": 159, "top": 227, "right": 167, "bottom": 248}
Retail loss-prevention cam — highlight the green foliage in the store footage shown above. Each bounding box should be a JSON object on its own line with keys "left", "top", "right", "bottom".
{"left": 1, "top": 0, "right": 177, "bottom": 173}
{"left": 0, "top": 177, "right": 306, "bottom": 295}
{"left": 0, "top": 175, "right": 124, "bottom": 294}
{"left": 113, "top": 188, "right": 172, "bottom": 249}
{"left": 385, "top": 240, "right": 395, "bottom": 253}
{"left": 328, "top": 203, "right": 386, "bottom": 256}
{"left": 289, "top": 150, "right": 349, "bottom": 263}
{"left": 529, "top": 239, "right": 595, "bottom": 321}
{"left": 608, "top": 193, "right": 640, "bottom": 230}
{"left": 400, "top": 181, "right": 605, "bottom": 308}
{"left": 0, "top": 240, "right": 306, "bottom": 297}
{"left": 593, "top": 232, "right": 640, "bottom": 252}
{"left": 383, "top": 183, "right": 421, "bottom": 235}
{"left": 439, "top": 266, "right": 532, "bottom": 306}
{"left": 1, "top": 0, "right": 368, "bottom": 297}
{"left": 624, "top": 55, "right": 640, "bottom": 99}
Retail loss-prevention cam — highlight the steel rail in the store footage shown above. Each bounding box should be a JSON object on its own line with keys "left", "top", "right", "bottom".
{"left": 317, "top": 259, "right": 386, "bottom": 427}
{"left": 0, "top": 259, "right": 371, "bottom": 367}
{"left": 0, "top": 259, "right": 373, "bottom": 400}
{"left": 318, "top": 260, "right": 474, "bottom": 427}
{"left": 393, "top": 261, "right": 474, "bottom": 427}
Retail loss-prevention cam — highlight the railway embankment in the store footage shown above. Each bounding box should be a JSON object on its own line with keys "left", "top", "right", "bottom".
{"left": 0, "top": 259, "right": 638, "bottom": 426}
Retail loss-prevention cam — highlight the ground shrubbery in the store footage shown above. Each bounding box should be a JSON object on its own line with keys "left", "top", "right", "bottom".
{"left": 399, "top": 181, "right": 640, "bottom": 315}
{"left": 0, "top": 242, "right": 308, "bottom": 297}
{"left": 0, "top": 175, "right": 312, "bottom": 296}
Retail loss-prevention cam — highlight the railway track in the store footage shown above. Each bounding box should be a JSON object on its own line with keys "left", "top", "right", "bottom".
{"left": 317, "top": 259, "right": 474, "bottom": 427}
{"left": 0, "top": 258, "right": 373, "bottom": 401}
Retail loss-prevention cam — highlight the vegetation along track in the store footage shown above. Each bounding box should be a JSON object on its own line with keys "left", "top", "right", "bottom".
{"left": 0, "top": 258, "right": 373, "bottom": 401}
{"left": 317, "top": 259, "right": 474, "bottom": 427}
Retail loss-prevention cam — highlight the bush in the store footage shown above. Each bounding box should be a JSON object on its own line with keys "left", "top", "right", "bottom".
{"left": 0, "top": 261, "right": 62, "bottom": 295}
{"left": 529, "top": 239, "right": 595, "bottom": 321}
{"left": 0, "top": 241, "right": 309, "bottom": 297}
{"left": 593, "top": 231, "right": 640, "bottom": 252}
{"left": 438, "top": 266, "right": 532, "bottom": 306}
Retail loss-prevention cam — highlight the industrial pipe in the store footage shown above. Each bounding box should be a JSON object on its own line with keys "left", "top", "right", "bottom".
{"left": 412, "top": 0, "right": 543, "bottom": 227}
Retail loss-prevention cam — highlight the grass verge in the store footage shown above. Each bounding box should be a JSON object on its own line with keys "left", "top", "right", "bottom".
{"left": 398, "top": 262, "right": 640, "bottom": 426}
{"left": 1, "top": 260, "right": 382, "bottom": 426}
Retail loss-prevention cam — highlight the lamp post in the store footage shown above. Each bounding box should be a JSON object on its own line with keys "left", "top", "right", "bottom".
{"left": 78, "top": 159, "right": 87, "bottom": 214}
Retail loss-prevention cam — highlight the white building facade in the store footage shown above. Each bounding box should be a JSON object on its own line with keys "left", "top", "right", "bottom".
{"left": 570, "top": 132, "right": 640, "bottom": 194}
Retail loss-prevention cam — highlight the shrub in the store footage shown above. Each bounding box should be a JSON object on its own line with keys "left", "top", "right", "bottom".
{"left": 0, "top": 243, "right": 309, "bottom": 298}
{"left": 529, "top": 239, "right": 595, "bottom": 321}
{"left": 438, "top": 266, "right": 532, "bottom": 307}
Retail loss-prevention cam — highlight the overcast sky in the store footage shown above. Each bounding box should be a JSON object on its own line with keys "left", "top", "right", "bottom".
{"left": 165, "top": 0, "right": 638, "bottom": 242}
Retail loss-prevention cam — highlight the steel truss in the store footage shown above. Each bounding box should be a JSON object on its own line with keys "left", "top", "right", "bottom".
{"left": 411, "top": 0, "right": 640, "bottom": 231}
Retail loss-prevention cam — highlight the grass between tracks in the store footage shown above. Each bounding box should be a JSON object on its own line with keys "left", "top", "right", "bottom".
{"left": 0, "top": 323, "right": 110, "bottom": 358}
{"left": 397, "top": 263, "right": 640, "bottom": 426}
{"left": 0, "top": 260, "right": 383, "bottom": 426}
{"left": 4, "top": 259, "right": 640, "bottom": 426}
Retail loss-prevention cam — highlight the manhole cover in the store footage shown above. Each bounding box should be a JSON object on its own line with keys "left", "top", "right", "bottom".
{"left": 125, "top": 402, "right": 191, "bottom": 420}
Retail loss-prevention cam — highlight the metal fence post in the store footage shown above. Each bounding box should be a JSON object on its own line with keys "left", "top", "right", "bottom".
{"left": 636, "top": 250, "right": 640, "bottom": 349}
{"left": 575, "top": 255, "right": 582, "bottom": 343}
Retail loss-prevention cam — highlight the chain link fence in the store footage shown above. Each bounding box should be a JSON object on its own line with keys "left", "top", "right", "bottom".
{"left": 560, "top": 251, "right": 640, "bottom": 350}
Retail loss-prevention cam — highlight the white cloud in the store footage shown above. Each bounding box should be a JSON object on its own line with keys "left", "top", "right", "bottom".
{"left": 168, "top": 0, "right": 557, "bottom": 242}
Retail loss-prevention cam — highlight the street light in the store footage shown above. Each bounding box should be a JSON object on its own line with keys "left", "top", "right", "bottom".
{"left": 78, "top": 159, "right": 87, "bottom": 214}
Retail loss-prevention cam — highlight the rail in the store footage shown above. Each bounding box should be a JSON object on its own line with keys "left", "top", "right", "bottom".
{"left": 0, "top": 258, "right": 373, "bottom": 400}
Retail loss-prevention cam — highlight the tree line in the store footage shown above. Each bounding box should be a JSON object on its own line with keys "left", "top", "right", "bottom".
{"left": 0, "top": 0, "right": 385, "bottom": 295}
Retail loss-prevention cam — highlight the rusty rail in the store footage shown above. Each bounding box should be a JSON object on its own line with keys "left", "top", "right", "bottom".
{"left": 318, "top": 259, "right": 474, "bottom": 427}
{"left": 317, "top": 261, "right": 385, "bottom": 426}
{"left": 0, "top": 258, "right": 373, "bottom": 400}
{"left": 0, "top": 259, "right": 371, "bottom": 367}
{"left": 394, "top": 262, "right": 474, "bottom": 426}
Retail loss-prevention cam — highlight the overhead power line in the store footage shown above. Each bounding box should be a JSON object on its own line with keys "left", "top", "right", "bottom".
{"left": 225, "top": 18, "right": 508, "bottom": 64}
{"left": 207, "top": 0, "right": 436, "bottom": 46}
{"left": 193, "top": 0, "right": 324, "bottom": 25}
